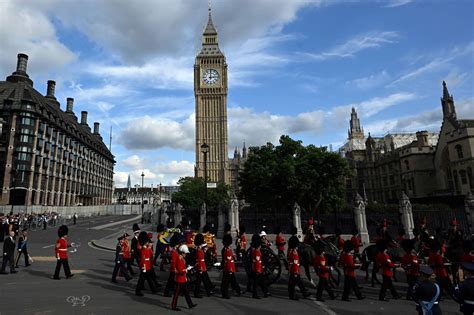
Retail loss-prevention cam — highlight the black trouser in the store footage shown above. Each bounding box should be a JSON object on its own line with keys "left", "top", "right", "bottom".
{"left": 136, "top": 269, "right": 157, "bottom": 294}
{"left": 288, "top": 273, "right": 307, "bottom": 298}
{"left": 149, "top": 267, "right": 160, "bottom": 288}
{"left": 278, "top": 249, "right": 289, "bottom": 270}
{"left": 251, "top": 272, "right": 268, "bottom": 298}
{"left": 112, "top": 261, "right": 131, "bottom": 281}
{"left": 195, "top": 271, "right": 213, "bottom": 296}
{"left": 124, "top": 258, "right": 135, "bottom": 275}
{"left": 342, "top": 275, "right": 362, "bottom": 299}
{"left": 1, "top": 254, "right": 15, "bottom": 272}
{"left": 54, "top": 258, "right": 71, "bottom": 278}
{"left": 316, "top": 276, "right": 334, "bottom": 299}
{"left": 172, "top": 282, "right": 193, "bottom": 309}
{"left": 436, "top": 275, "right": 454, "bottom": 298}
{"left": 132, "top": 253, "right": 140, "bottom": 266}
{"left": 15, "top": 248, "right": 29, "bottom": 267}
{"left": 221, "top": 271, "right": 241, "bottom": 297}
{"left": 406, "top": 275, "right": 419, "bottom": 300}
{"left": 164, "top": 272, "right": 175, "bottom": 296}
{"left": 379, "top": 275, "right": 399, "bottom": 300}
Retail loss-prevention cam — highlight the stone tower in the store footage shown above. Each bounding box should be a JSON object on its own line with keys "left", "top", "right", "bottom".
{"left": 194, "top": 5, "right": 229, "bottom": 184}
{"left": 348, "top": 107, "right": 364, "bottom": 139}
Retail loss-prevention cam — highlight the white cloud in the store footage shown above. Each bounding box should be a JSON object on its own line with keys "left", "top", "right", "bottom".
{"left": 383, "top": 0, "right": 413, "bottom": 8}
{"left": 299, "top": 31, "right": 399, "bottom": 61}
{"left": 345, "top": 70, "right": 390, "bottom": 90}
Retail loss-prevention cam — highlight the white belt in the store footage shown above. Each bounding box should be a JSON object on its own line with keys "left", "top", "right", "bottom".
{"left": 59, "top": 249, "right": 67, "bottom": 251}
{"left": 145, "top": 258, "right": 150, "bottom": 261}
{"left": 464, "top": 300, "right": 474, "bottom": 305}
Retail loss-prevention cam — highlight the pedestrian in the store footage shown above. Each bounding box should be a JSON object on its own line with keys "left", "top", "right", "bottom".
{"left": 73, "top": 213, "right": 77, "bottom": 225}
{"left": 249, "top": 233, "right": 269, "bottom": 299}
{"left": 401, "top": 239, "right": 420, "bottom": 300}
{"left": 0, "top": 216, "right": 5, "bottom": 242}
{"left": 131, "top": 223, "right": 141, "bottom": 268}
{"left": 275, "top": 228, "right": 288, "bottom": 270}
{"left": 112, "top": 236, "right": 131, "bottom": 283}
{"left": 121, "top": 232, "right": 135, "bottom": 275}
{"left": 171, "top": 244, "right": 197, "bottom": 311}
{"left": 314, "top": 240, "right": 335, "bottom": 301}
{"left": 428, "top": 238, "right": 454, "bottom": 298}
{"left": 164, "top": 234, "right": 182, "bottom": 297}
{"left": 53, "top": 225, "right": 73, "bottom": 280}
{"left": 221, "top": 234, "right": 242, "bottom": 299}
{"left": 193, "top": 233, "right": 214, "bottom": 298}
{"left": 339, "top": 240, "right": 364, "bottom": 301}
{"left": 135, "top": 232, "right": 157, "bottom": 296}
{"left": 376, "top": 240, "right": 400, "bottom": 301}
{"left": 287, "top": 235, "right": 310, "bottom": 301}
{"left": 43, "top": 214, "right": 47, "bottom": 230}
{"left": 411, "top": 265, "right": 442, "bottom": 315}
{"left": 0, "top": 230, "right": 17, "bottom": 274}
{"left": 15, "top": 228, "right": 30, "bottom": 268}
{"left": 454, "top": 262, "right": 474, "bottom": 315}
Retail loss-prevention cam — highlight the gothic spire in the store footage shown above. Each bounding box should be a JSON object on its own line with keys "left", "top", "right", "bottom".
{"left": 127, "top": 174, "right": 131, "bottom": 191}
{"left": 441, "top": 81, "right": 456, "bottom": 119}
{"left": 203, "top": 0, "right": 218, "bottom": 37}
{"left": 442, "top": 81, "right": 451, "bottom": 100}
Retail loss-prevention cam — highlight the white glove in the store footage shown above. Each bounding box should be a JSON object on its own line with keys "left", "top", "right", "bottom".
{"left": 186, "top": 266, "right": 193, "bottom": 271}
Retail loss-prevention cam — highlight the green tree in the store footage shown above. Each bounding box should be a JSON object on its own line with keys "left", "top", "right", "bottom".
{"left": 172, "top": 176, "right": 230, "bottom": 209}
{"left": 238, "top": 135, "right": 351, "bottom": 217}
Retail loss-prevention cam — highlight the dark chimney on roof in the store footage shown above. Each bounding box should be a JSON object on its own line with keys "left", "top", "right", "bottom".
{"left": 6, "top": 53, "right": 33, "bottom": 86}
{"left": 16, "top": 53, "right": 28, "bottom": 74}
{"left": 94, "top": 122, "right": 100, "bottom": 134}
{"left": 46, "top": 80, "right": 56, "bottom": 99}
{"left": 66, "top": 98, "right": 74, "bottom": 113}
{"left": 81, "top": 111, "right": 88, "bottom": 125}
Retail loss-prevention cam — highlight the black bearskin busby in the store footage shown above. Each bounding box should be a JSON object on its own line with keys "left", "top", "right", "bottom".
{"left": 223, "top": 234, "right": 233, "bottom": 247}
{"left": 315, "top": 240, "right": 325, "bottom": 255}
{"left": 343, "top": 240, "right": 353, "bottom": 253}
{"left": 156, "top": 223, "right": 165, "bottom": 233}
{"left": 138, "top": 231, "right": 149, "bottom": 246}
{"left": 58, "top": 225, "right": 68, "bottom": 238}
{"left": 194, "top": 233, "right": 205, "bottom": 247}
{"left": 376, "top": 240, "right": 388, "bottom": 252}
{"left": 288, "top": 235, "right": 299, "bottom": 249}
{"left": 401, "top": 239, "right": 414, "bottom": 253}
{"left": 251, "top": 233, "right": 261, "bottom": 248}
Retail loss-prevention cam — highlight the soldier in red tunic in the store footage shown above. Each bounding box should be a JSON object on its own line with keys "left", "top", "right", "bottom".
{"left": 336, "top": 228, "right": 345, "bottom": 252}
{"left": 135, "top": 232, "right": 157, "bottom": 296}
{"left": 401, "top": 239, "right": 420, "bottom": 300}
{"left": 164, "top": 233, "right": 183, "bottom": 297}
{"left": 53, "top": 225, "right": 73, "bottom": 280}
{"left": 339, "top": 240, "right": 363, "bottom": 301}
{"left": 275, "top": 228, "right": 288, "bottom": 270}
{"left": 428, "top": 238, "right": 454, "bottom": 298}
{"left": 121, "top": 233, "right": 134, "bottom": 276}
{"left": 193, "top": 233, "right": 214, "bottom": 298}
{"left": 287, "top": 235, "right": 310, "bottom": 300}
{"left": 250, "top": 234, "right": 269, "bottom": 299}
{"left": 171, "top": 245, "right": 197, "bottom": 311}
{"left": 221, "top": 234, "right": 242, "bottom": 299}
{"left": 376, "top": 241, "right": 400, "bottom": 301}
{"left": 236, "top": 227, "right": 247, "bottom": 261}
{"left": 314, "top": 240, "right": 335, "bottom": 301}
{"left": 350, "top": 228, "right": 361, "bottom": 261}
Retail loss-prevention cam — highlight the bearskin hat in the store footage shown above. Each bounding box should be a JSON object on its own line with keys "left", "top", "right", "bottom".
{"left": 194, "top": 233, "right": 205, "bottom": 247}
{"left": 138, "top": 231, "right": 149, "bottom": 246}
{"left": 58, "top": 225, "right": 68, "bottom": 237}
{"left": 202, "top": 224, "right": 211, "bottom": 233}
{"left": 351, "top": 227, "right": 358, "bottom": 236}
{"left": 133, "top": 223, "right": 140, "bottom": 233}
{"left": 240, "top": 226, "right": 246, "bottom": 234}
{"left": 401, "top": 239, "right": 414, "bottom": 253}
{"left": 343, "top": 240, "right": 353, "bottom": 253}
{"left": 156, "top": 223, "right": 165, "bottom": 233}
{"left": 224, "top": 223, "right": 231, "bottom": 233}
{"left": 251, "top": 233, "right": 261, "bottom": 248}
{"left": 288, "top": 235, "right": 299, "bottom": 249}
{"left": 376, "top": 240, "right": 388, "bottom": 252}
{"left": 314, "top": 240, "right": 325, "bottom": 255}
{"left": 223, "top": 234, "right": 233, "bottom": 247}
{"left": 428, "top": 238, "right": 441, "bottom": 252}
{"left": 290, "top": 225, "right": 298, "bottom": 236}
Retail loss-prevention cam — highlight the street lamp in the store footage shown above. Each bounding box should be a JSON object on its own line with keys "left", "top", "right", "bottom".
{"left": 200, "top": 143, "right": 209, "bottom": 214}
{"left": 158, "top": 182, "right": 162, "bottom": 224}
{"left": 141, "top": 171, "right": 145, "bottom": 224}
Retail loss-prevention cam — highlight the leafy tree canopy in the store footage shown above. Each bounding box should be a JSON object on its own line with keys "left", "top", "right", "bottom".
{"left": 172, "top": 176, "right": 230, "bottom": 210}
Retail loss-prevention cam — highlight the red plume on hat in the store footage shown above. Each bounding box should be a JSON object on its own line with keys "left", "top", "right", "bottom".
{"left": 308, "top": 217, "right": 314, "bottom": 227}
{"left": 451, "top": 218, "right": 458, "bottom": 226}
{"left": 383, "top": 219, "right": 388, "bottom": 228}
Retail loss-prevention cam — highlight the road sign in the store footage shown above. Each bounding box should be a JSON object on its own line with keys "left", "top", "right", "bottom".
{"left": 206, "top": 182, "right": 217, "bottom": 188}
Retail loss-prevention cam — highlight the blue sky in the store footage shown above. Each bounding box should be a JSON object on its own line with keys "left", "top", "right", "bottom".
{"left": 1, "top": 0, "right": 473, "bottom": 187}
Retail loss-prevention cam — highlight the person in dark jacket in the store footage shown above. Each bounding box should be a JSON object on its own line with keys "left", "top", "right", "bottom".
{"left": 131, "top": 224, "right": 141, "bottom": 268}
{"left": 15, "top": 228, "right": 30, "bottom": 267}
{"left": 411, "top": 265, "right": 442, "bottom": 315}
{"left": 0, "top": 230, "right": 17, "bottom": 274}
{"left": 112, "top": 236, "right": 131, "bottom": 283}
{"left": 454, "top": 262, "right": 474, "bottom": 315}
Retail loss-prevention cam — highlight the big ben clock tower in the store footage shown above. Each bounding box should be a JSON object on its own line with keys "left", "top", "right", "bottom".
{"left": 195, "top": 5, "right": 230, "bottom": 184}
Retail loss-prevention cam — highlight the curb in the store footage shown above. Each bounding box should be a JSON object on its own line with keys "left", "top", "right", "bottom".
{"left": 90, "top": 240, "right": 115, "bottom": 252}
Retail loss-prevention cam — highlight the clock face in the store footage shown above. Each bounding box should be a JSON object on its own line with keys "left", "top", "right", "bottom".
{"left": 202, "top": 68, "right": 220, "bottom": 85}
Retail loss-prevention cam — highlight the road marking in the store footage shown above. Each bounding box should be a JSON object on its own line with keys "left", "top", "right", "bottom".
{"left": 42, "top": 244, "right": 55, "bottom": 249}
{"left": 90, "top": 215, "right": 141, "bottom": 230}
{"left": 314, "top": 300, "right": 337, "bottom": 315}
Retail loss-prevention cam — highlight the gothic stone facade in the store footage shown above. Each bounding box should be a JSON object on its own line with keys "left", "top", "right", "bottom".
{"left": 341, "top": 82, "right": 474, "bottom": 204}
{"left": 0, "top": 54, "right": 115, "bottom": 206}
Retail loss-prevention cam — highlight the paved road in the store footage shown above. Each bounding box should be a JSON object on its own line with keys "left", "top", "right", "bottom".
{"left": 0, "top": 216, "right": 462, "bottom": 314}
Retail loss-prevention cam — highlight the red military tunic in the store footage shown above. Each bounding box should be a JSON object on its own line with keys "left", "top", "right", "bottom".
{"left": 169, "top": 248, "right": 179, "bottom": 273}
{"left": 401, "top": 253, "right": 420, "bottom": 276}
{"left": 314, "top": 254, "right": 330, "bottom": 279}
{"left": 461, "top": 252, "right": 474, "bottom": 263}
{"left": 276, "top": 234, "right": 286, "bottom": 251}
{"left": 240, "top": 234, "right": 247, "bottom": 250}
{"left": 122, "top": 238, "right": 131, "bottom": 259}
{"left": 428, "top": 252, "right": 448, "bottom": 278}
{"left": 287, "top": 248, "right": 300, "bottom": 274}
{"left": 337, "top": 237, "right": 345, "bottom": 251}
{"left": 175, "top": 255, "right": 187, "bottom": 283}
{"left": 196, "top": 248, "right": 207, "bottom": 272}
{"left": 223, "top": 248, "right": 236, "bottom": 273}
{"left": 252, "top": 248, "right": 263, "bottom": 274}
{"left": 376, "top": 252, "right": 394, "bottom": 277}
{"left": 350, "top": 236, "right": 361, "bottom": 252}
{"left": 55, "top": 237, "right": 68, "bottom": 259}
{"left": 140, "top": 247, "right": 153, "bottom": 271}
{"left": 339, "top": 252, "right": 356, "bottom": 277}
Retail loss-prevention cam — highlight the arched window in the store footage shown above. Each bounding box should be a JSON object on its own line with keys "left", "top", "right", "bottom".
{"left": 455, "top": 144, "right": 464, "bottom": 159}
